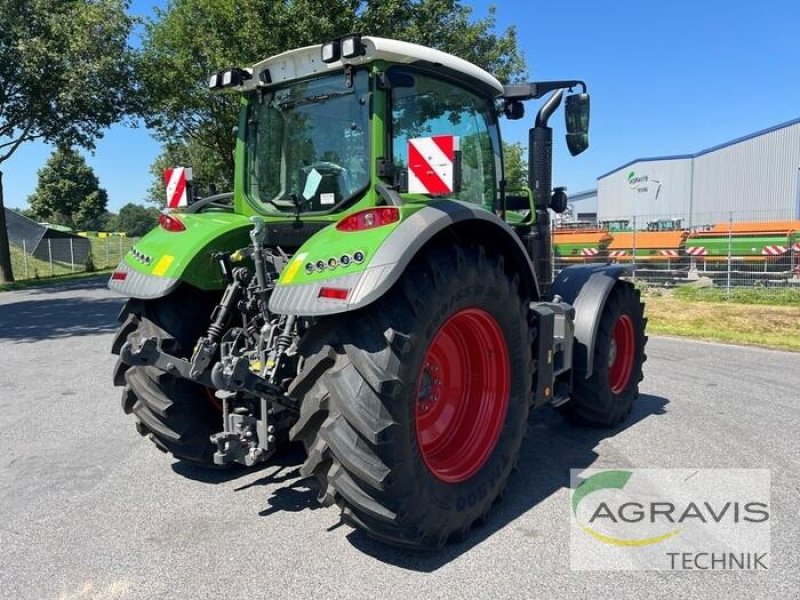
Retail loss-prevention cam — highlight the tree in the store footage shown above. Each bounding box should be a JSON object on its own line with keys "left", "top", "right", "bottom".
{"left": 27, "top": 147, "right": 109, "bottom": 230}
{"left": 115, "top": 202, "right": 160, "bottom": 237}
{"left": 503, "top": 142, "right": 528, "bottom": 191}
{"left": 0, "top": 0, "right": 136, "bottom": 282}
{"left": 139, "top": 0, "right": 526, "bottom": 196}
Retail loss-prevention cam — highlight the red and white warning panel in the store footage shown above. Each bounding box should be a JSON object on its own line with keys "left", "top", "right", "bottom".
{"left": 761, "top": 245, "right": 788, "bottom": 256}
{"left": 659, "top": 249, "right": 679, "bottom": 257}
{"left": 609, "top": 250, "right": 627, "bottom": 258}
{"left": 407, "top": 135, "right": 459, "bottom": 195}
{"left": 164, "top": 167, "right": 193, "bottom": 209}
{"left": 581, "top": 248, "right": 599, "bottom": 257}
{"left": 687, "top": 246, "right": 707, "bottom": 257}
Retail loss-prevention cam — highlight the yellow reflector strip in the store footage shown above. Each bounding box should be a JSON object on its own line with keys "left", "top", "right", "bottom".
{"left": 152, "top": 255, "right": 175, "bottom": 276}
{"left": 282, "top": 252, "right": 307, "bottom": 284}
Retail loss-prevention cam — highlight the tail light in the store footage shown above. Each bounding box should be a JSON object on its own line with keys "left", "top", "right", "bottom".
{"left": 336, "top": 207, "right": 399, "bottom": 232}
{"left": 159, "top": 213, "right": 185, "bottom": 232}
{"left": 318, "top": 287, "right": 349, "bottom": 300}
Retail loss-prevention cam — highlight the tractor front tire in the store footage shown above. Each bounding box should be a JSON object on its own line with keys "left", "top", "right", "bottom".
{"left": 560, "top": 282, "right": 647, "bottom": 426}
{"left": 290, "top": 244, "right": 533, "bottom": 549}
{"left": 111, "top": 289, "right": 225, "bottom": 467}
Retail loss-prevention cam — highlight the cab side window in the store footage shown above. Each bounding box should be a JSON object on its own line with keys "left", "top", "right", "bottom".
{"left": 391, "top": 71, "right": 499, "bottom": 209}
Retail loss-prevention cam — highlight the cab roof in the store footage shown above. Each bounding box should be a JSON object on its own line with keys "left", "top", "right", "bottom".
{"left": 248, "top": 36, "right": 504, "bottom": 96}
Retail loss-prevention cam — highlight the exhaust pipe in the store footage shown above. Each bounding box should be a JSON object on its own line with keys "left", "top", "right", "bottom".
{"left": 529, "top": 90, "right": 563, "bottom": 299}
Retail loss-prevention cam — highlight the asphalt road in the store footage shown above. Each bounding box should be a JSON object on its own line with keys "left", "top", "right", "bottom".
{"left": 0, "top": 278, "right": 797, "bottom": 600}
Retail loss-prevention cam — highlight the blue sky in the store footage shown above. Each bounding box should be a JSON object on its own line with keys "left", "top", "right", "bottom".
{"left": 4, "top": 0, "right": 800, "bottom": 211}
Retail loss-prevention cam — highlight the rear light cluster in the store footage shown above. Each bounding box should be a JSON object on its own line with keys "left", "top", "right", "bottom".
{"left": 336, "top": 207, "right": 399, "bottom": 232}
{"left": 159, "top": 213, "right": 185, "bottom": 232}
{"left": 128, "top": 246, "right": 152, "bottom": 265}
{"left": 318, "top": 287, "right": 349, "bottom": 300}
{"left": 305, "top": 251, "right": 365, "bottom": 274}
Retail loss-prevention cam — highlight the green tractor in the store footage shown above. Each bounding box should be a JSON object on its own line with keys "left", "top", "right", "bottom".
{"left": 110, "top": 36, "right": 647, "bottom": 549}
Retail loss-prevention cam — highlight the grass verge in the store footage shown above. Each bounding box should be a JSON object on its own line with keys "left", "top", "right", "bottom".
{"left": 671, "top": 285, "right": 800, "bottom": 306}
{"left": 644, "top": 293, "right": 800, "bottom": 352}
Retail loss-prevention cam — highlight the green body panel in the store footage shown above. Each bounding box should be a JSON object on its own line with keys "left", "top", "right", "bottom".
{"left": 121, "top": 212, "right": 253, "bottom": 290}
{"left": 277, "top": 204, "right": 426, "bottom": 286}
{"left": 688, "top": 233, "right": 796, "bottom": 257}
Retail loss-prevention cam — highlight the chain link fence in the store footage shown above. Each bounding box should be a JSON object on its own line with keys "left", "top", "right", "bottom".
{"left": 7, "top": 208, "right": 800, "bottom": 290}
{"left": 553, "top": 208, "right": 800, "bottom": 291}
{"left": 10, "top": 235, "right": 138, "bottom": 281}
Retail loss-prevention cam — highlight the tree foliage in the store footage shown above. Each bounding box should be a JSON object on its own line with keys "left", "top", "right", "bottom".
{"left": 0, "top": 0, "right": 137, "bottom": 281}
{"left": 115, "top": 202, "right": 160, "bottom": 237}
{"left": 139, "top": 0, "right": 526, "bottom": 195}
{"left": 27, "top": 147, "right": 109, "bottom": 231}
{"left": 503, "top": 141, "right": 527, "bottom": 191}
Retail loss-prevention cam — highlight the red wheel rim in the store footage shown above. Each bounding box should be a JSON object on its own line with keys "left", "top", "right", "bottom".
{"left": 415, "top": 308, "right": 510, "bottom": 483}
{"left": 608, "top": 314, "right": 635, "bottom": 394}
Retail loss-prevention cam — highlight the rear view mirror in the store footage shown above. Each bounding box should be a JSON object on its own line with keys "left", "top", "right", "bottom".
{"left": 565, "top": 93, "right": 590, "bottom": 156}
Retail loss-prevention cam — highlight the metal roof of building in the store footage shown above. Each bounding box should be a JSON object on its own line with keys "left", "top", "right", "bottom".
{"left": 597, "top": 117, "right": 800, "bottom": 180}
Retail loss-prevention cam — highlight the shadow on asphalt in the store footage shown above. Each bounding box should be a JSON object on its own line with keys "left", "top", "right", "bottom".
{"left": 174, "top": 393, "right": 668, "bottom": 568}
{"left": 0, "top": 294, "right": 123, "bottom": 342}
{"left": 19, "top": 276, "right": 112, "bottom": 295}
{"left": 171, "top": 442, "right": 322, "bottom": 516}
{"left": 170, "top": 443, "right": 306, "bottom": 486}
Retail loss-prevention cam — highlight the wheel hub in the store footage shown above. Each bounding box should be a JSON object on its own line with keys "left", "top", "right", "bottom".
{"left": 417, "top": 361, "right": 441, "bottom": 414}
{"left": 608, "top": 338, "right": 617, "bottom": 368}
{"left": 608, "top": 314, "right": 635, "bottom": 394}
{"left": 414, "top": 308, "right": 510, "bottom": 483}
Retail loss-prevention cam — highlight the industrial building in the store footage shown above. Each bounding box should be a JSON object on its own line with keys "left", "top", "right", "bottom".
{"left": 596, "top": 118, "right": 800, "bottom": 226}
{"left": 565, "top": 189, "right": 598, "bottom": 223}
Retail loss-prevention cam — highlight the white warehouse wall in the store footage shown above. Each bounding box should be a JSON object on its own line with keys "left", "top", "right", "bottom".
{"left": 597, "top": 119, "right": 800, "bottom": 225}
{"left": 691, "top": 122, "right": 800, "bottom": 223}
{"left": 597, "top": 157, "right": 693, "bottom": 223}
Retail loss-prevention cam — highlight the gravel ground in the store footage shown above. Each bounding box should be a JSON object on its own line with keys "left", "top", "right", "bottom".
{"left": 0, "top": 278, "right": 796, "bottom": 599}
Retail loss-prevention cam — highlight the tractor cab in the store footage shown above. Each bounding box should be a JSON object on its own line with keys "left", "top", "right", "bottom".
{"left": 210, "top": 36, "right": 589, "bottom": 230}
{"left": 210, "top": 36, "right": 508, "bottom": 219}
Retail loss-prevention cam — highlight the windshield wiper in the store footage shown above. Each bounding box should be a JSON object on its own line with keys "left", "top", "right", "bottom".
{"left": 275, "top": 90, "right": 353, "bottom": 110}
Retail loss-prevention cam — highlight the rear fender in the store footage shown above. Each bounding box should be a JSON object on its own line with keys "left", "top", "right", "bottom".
{"left": 108, "top": 212, "right": 253, "bottom": 299}
{"left": 268, "top": 201, "right": 539, "bottom": 316}
{"left": 552, "top": 264, "right": 631, "bottom": 378}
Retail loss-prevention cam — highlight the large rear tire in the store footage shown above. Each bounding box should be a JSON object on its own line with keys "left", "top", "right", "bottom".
{"left": 111, "top": 288, "right": 226, "bottom": 466}
{"left": 290, "top": 245, "right": 533, "bottom": 549}
{"left": 560, "top": 282, "right": 647, "bottom": 426}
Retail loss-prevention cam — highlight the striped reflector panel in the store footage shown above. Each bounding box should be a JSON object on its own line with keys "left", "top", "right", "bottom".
{"left": 164, "top": 167, "right": 193, "bottom": 208}
{"left": 761, "top": 245, "right": 788, "bottom": 256}
{"left": 407, "top": 135, "right": 459, "bottom": 195}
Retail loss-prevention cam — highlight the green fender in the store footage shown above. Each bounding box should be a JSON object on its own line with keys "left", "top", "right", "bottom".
{"left": 269, "top": 200, "right": 540, "bottom": 316}
{"left": 108, "top": 212, "right": 253, "bottom": 299}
